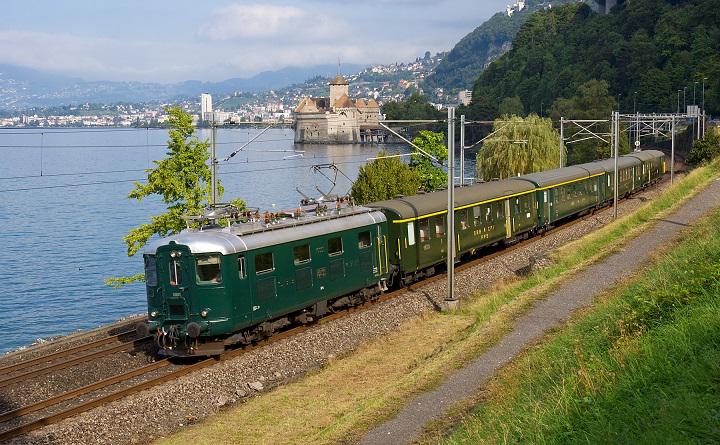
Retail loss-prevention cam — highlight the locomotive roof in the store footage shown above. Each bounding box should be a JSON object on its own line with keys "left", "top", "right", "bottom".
{"left": 367, "top": 179, "right": 535, "bottom": 222}
{"left": 143, "top": 208, "right": 386, "bottom": 255}
{"left": 625, "top": 150, "right": 665, "bottom": 162}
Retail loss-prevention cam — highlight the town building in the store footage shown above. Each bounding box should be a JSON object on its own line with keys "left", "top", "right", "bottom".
{"left": 293, "top": 75, "right": 383, "bottom": 144}
{"left": 200, "top": 93, "right": 213, "bottom": 121}
{"left": 458, "top": 90, "right": 473, "bottom": 106}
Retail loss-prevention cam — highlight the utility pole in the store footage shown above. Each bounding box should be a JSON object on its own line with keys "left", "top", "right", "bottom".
{"left": 702, "top": 77, "right": 707, "bottom": 139}
{"left": 683, "top": 87, "right": 687, "bottom": 112}
{"left": 560, "top": 116, "right": 564, "bottom": 168}
{"left": 636, "top": 111, "right": 640, "bottom": 149}
{"left": 677, "top": 90, "right": 681, "bottom": 114}
{"left": 444, "top": 107, "right": 458, "bottom": 310}
{"left": 613, "top": 111, "right": 619, "bottom": 219}
{"left": 211, "top": 113, "right": 218, "bottom": 205}
{"left": 460, "top": 114, "right": 466, "bottom": 186}
{"left": 671, "top": 114, "right": 676, "bottom": 185}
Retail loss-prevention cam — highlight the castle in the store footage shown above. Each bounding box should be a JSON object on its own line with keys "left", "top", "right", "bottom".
{"left": 293, "top": 75, "right": 383, "bottom": 144}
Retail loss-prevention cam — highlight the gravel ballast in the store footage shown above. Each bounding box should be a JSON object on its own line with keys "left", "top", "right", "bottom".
{"left": 4, "top": 177, "right": 681, "bottom": 445}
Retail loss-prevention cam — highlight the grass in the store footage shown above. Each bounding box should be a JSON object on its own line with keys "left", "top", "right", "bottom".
{"left": 154, "top": 159, "right": 720, "bottom": 445}
{"left": 443, "top": 201, "right": 720, "bottom": 443}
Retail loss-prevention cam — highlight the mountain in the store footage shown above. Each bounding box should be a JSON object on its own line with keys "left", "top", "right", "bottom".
{"left": 0, "top": 63, "right": 364, "bottom": 110}
{"left": 423, "top": 0, "right": 588, "bottom": 93}
{"left": 467, "top": 0, "right": 720, "bottom": 115}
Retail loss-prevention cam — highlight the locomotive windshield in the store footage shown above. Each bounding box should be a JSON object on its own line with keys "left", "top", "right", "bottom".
{"left": 144, "top": 255, "right": 157, "bottom": 287}
{"left": 196, "top": 254, "right": 222, "bottom": 284}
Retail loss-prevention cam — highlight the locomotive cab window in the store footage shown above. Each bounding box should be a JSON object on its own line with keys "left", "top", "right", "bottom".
{"left": 237, "top": 255, "right": 246, "bottom": 279}
{"left": 255, "top": 252, "right": 274, "bottom": 274}
{"left": 144, "top": 255, "right": 157, "bottom": 287}
{"left": 358, "top": 231, "right": 371, "bottom": 249}
{"left": 169, "top": 257, "right": 183, "bottom": 286}
{"left": 328, "top": 237, "right": 343, "bottom": 255}
{"left": 196, "top": 254, "right": 222, "bottom": 284}
{"left": 293, "top": 244, "right": 311, "bottom": 265}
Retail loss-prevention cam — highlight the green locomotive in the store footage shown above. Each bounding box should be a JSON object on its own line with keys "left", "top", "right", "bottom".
{"left": 138, "top": 150, "right": 665, "bottom": 356}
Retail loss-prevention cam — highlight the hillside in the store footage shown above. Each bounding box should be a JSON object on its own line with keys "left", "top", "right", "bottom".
{"left": 423, "top": 0, "right": 581, "bottom": 94}
{"left": 468, "top": 0, "right": 720, "bottom": 116}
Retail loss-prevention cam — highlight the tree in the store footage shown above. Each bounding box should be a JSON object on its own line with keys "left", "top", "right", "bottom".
{"left": 410, "top": 130, "right": 448, "bottom": 192}
{"left": 549, "top": 79, "right": 627, "bottom": 163}
{"left": 498, "top": 96, "right": 525, "bottom": 116}
{"left": 350, "top": 150, "right": 422, "bottom": 204}
{"left": 476, "top": 114, "right": 562, "bottom": 180}
{"left": 686, "top": 128, "right": 720, "bottom": 166}
{"left": 106, "top": 107, "right": 231, "bottom": 287}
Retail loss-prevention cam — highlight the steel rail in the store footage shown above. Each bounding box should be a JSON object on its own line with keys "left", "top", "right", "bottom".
{"left": 0, "top": 331, "right": 136, "bottom": 376}
{"left": 0, "top": 337, "right": 150, "bottom": 389}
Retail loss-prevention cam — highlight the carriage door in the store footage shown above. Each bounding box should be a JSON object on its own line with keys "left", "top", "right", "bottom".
{"left": 504, "top": 199, "right": 512, "bottom": 238}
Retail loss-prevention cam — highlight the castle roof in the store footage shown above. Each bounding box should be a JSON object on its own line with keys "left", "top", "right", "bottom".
{"left": 330, "top": 74, "right": 349, "bottom": 86}
{"left": 333, "top": 95, "right": 355, "bottom": 108}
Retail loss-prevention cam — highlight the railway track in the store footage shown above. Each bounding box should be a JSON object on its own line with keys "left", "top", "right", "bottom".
{"left": 0, "top": 187, "right": 660, "bottom": 442}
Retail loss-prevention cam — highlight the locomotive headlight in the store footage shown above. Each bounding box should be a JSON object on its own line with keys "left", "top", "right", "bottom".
{"left": 170, "top": 252, "right": 176, "bottom": 258}
{"left": 200, "top": 309, "right": 209, "bottom": 318}
{"left": 150, "top": 311, "right": 159, "bottom": 318}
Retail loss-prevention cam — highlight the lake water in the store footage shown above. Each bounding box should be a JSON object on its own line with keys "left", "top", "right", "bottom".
{"left": 0, "top": 127, "right": 475, "bottom": 354}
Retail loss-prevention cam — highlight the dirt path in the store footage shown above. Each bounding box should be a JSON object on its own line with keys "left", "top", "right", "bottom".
{"left": 359, "top": 178, "right": 720, "bottom": 445}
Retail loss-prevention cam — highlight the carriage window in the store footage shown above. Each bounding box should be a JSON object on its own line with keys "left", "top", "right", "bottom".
{"left": 237, "top": 255, "right": 246, "bottom": 279}
{"left": 144, "top": 255, "right": 157, "bottom": 287}
{"left": 169, "top": 257, "right": 182, "bottom": 286}
{"left": 459, "top": 210, "right": 468, "bottom": 230}
{"left": 434, "top": 216, "right": 445, "bottom": 237}
{"left": 473, "top": 206, "right": 482, "bottom": 226}
{"left": 196, "top": 254, "right": 222, "bottom": 284}
{"left": 293, "top": 244, "right": 311, "bottom": 265}
{"left": 358, "top": 231, "right": 371, "bottom": 249}
{"left": 407, "top": 222, "right": 416, "bottom": 246}
{"left": 419, "top": 219, "right": 431, "bottom": 242}
{"left": 328, "top": 237, "right": 343, "bottom": 255}
{"left": 255, "top": 252, "right": 274, "bottom": 274}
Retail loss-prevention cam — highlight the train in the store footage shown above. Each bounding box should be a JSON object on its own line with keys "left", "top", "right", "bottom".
{"left": 137, "top": 150, "right": 666, "bottom": 356}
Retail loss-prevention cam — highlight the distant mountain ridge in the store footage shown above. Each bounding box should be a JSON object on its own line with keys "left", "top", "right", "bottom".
{"left": 0, "top": 63, "right": 364, "bottom": 110}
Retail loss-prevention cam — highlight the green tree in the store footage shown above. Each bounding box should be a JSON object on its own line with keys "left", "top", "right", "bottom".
{"left": 350, "top": 150, "right": 422, "bottom": 204}
{"left": 686, "top": 128, "right": 720, "bottom": 166}
{"left": 410, "top": 130, "right": 448, "bottom": 192}
{"left": 106, "top": 107, "right": 229, "bottom": 287}
{"left": 476, "top": 114, "right": 562, "bottom": 180}
{"left": 498, "top": 96, "right": 525, "bottom": 117}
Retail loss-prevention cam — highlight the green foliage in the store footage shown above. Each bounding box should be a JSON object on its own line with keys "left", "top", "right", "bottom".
{"left": 550, "top": 79, "right": 629, "bottom": 163}
{"left": 498, "top": 96, "right": 525, "bottom": 117}
{"left": 381, "top": 93, "right": 444, "bottom": 121}
{"left": 424, "top": 0, "right": 578, "bottom": 92}
{"left": 107, "top": 107, "right": 228, "bottom": 287}
{"left": 350, "top": 150, "right": 422, "bottom": 204}
{"left": 123, "top": 107, "right": 217, "bottom": 258}
{"left": 470, "top": 0, "right": 720, "bottom": 118}
{"left": 410, "top": 130, "right": 448, "bottom": 192}
{"left": 476, "top": 114, "right": 562, "bottom": 180}
{"left": 445, "top": 206, "right": 720, "bottom": 445}
{"left": 104, "top": 274, "right": 145, "bottom": 289}
{"left": 687, "top": 128, "right": 720, "bottom": 165}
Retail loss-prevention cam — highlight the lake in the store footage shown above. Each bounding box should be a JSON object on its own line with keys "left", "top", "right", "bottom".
{"left": 0, "top": 127, "right": 475, "bottom": 353}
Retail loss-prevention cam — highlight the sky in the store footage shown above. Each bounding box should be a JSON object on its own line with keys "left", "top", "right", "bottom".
{"left": 0, "top": 0, "right": 508, "bottom": 83}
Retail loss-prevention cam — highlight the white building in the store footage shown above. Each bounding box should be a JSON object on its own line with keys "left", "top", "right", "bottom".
{"left": 200, "top": 93, "right": 213, "bottom": 121}
{"left": 458, "top": 90, "right": 473, "bottom": 106}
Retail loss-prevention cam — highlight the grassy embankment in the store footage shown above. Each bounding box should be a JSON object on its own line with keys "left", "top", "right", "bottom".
{"left": 444, "top": 198, "right": 720, "bottom": 444}
{"left": 156, "top": 159, "right": 720, "bottom": 445}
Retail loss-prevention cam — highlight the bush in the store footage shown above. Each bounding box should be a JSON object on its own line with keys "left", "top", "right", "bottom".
{"left": 686, "top": 129, "right": 720, "bottom": 166}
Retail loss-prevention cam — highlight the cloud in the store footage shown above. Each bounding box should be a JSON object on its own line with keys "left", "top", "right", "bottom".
{"left": 199, "top": 4, "right": 340, "bottom": 42}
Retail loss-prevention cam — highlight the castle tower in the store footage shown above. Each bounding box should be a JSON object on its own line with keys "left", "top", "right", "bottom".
{"left": 329, "top": 74, "right": 349, "bottom": 108}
